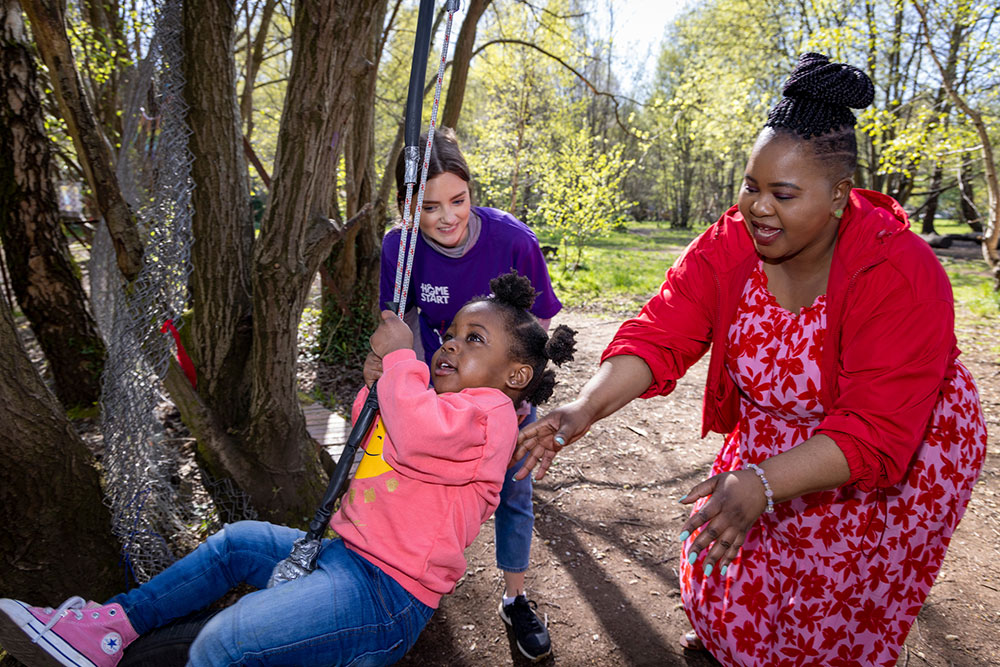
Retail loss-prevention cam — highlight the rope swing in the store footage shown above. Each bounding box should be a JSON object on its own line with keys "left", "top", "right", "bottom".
{"left": 268, "top": 0, "right": 461, "bottom": 586}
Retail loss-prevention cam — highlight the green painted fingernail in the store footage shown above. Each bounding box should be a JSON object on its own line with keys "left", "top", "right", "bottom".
{"left": 703, "top": 563, "right": 713, "bottom": 577}
{"left": 721, "top": 565, "right": 728, "bottom": 576}
{"left": 678, "top": 494, "right": 687, "bottom": 503}
{"left": 688, "top": 551, "right": 697, "bottom": 564}
{"left": 678, "top": 530, "right": 690, "bottom": 542}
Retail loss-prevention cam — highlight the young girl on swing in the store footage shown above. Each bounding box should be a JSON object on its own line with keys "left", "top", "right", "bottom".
{"left": 0, "top": 272, "right": 577, "bottom": 667}
{"left": 380, "top": 128, "right": 561, "bottom": 660}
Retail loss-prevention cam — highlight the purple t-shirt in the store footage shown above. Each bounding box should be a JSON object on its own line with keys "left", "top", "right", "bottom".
{"left": 380, "top": 207, "right": 562, "bottom": 367}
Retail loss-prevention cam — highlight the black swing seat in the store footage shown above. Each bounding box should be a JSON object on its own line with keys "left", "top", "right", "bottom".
{"left": 120, "top": 609, "right": 217, "bottom": 667}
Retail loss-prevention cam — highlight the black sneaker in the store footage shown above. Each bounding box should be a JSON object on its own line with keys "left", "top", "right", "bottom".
{"left": 499, "top": 594, "right": 552, "bottom": 661}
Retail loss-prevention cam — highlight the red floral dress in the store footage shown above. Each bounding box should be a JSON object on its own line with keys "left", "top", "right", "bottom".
{"left": 680, "top": 264, "right": 987, "bottom": 666}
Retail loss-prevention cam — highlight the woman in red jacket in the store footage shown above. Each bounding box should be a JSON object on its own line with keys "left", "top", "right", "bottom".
{"left": 516, "top": 53, "right": 987, "bottom": 666}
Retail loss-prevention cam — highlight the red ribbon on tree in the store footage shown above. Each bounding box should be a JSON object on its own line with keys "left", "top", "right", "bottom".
{"left": 161, "top": 319, "right": 197, "bottom": 388}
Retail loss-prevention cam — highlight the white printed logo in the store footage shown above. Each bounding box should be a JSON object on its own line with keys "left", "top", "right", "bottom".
{"left": 101, "top": 632, "right": 123, "bottom": 654}
{"left": 421, "top": 283, "right": 449, "bottom": 305}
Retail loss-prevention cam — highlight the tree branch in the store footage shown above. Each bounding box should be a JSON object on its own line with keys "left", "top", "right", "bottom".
{"left": 913, "top": 1, "right": 1000, "bottom": 266}
{"left": 305, "top": 202, "right": 373, "bottom": 273}
{"left": 20, "top": 0, "right": 143, "bottom": 281}
{"left": 471, "top": 38, "right": 643, "bottom": 137}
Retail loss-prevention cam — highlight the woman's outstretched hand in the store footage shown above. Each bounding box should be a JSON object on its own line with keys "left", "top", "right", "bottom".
{"left": 511, "top": 400, "right": 593, "bottom": 480}
{"left": 677, "top": 470, "right": 768, "bottom": 576}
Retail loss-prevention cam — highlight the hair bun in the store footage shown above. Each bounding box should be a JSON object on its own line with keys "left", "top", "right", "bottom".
{"left": 783, "top": 53, "right": 874, "bottom": 109}
{"left": 489, "top": 271, "right": 536, "bottom": 311}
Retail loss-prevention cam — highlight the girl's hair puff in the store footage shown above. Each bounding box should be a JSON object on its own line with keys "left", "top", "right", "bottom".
{"left": 394, "top": 127, "right": 471, "bottom": 212}
{"left": 476, "top": 271, "right": 576, "bottom": 406}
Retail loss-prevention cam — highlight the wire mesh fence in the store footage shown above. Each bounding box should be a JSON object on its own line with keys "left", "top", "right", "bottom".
{"left": 89, "top": 0, "right": 255, "bottom": 583}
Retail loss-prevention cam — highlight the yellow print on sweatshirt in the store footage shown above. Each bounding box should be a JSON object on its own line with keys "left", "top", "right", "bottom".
{"left": 355, "top": 417, "right": 394, "bottom": 479}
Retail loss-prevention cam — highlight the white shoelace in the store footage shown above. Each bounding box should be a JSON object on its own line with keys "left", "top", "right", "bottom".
{"left": 34, "top": 596, "right": 88, "bottom": 642}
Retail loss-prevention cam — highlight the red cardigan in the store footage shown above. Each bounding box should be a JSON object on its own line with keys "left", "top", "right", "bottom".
{"left": 603, "top": 189, "right": 958, "bottom": 490}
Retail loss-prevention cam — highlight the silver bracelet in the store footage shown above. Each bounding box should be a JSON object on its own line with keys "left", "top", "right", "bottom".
{"left": 745, "top": 463, "right": 775, "bottom": 513}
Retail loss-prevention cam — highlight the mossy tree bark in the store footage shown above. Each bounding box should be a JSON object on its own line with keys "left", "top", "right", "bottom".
{"left": 245, "top": 0, "right": 383, "bottom": 521}
{"left": 19, "top": 0, "right": 143, "bottom": 281}
{"left": 439, "top": 0, "right": 491, "bottom": 131}
{"left": 17, "top": 0, "right": 385, "bottom": 527}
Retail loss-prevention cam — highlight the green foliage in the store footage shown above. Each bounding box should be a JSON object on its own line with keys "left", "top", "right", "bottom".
{"left": 66, "top": 404, "right": 100, "bottom": 420}
{"left": 317, "top": 285, "right": 379, "bottom": 367}
{"left": 532, "top": 127, "right": 637, "bottom": 267}
{"left": 536, "top": 221, "right": 706, "bottom": 315}
{"left": 462, "top": 0, "right": 588, "bottom": 215}
{"left": 631, "top": 0, "right": 1000, "bottom": 234}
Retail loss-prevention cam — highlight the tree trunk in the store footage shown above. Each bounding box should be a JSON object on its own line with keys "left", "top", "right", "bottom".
{"left": 921, "top": 165, "right": 943, "bottom": 236}
{"left": 440, "top": 0, "right": 490, "bottom": 130}
{"left": 16, "top": 0, "right": 385, "bottom": 525}
{"left": 0, "top": 275, "right": 121, "bottom": 603}
{"left": 183, "top": 0, "right": 254, "bottom": 439}
{"left": 508, "top": 82, "right": 529, "bottom": 214}
{"left": 0, "top": 0, "right": 106, "bottom": 410}
{"left": 246, "top": 0, "right": 382, "bottom": 522}
{"left": 81, "top": 0, "right": 125, "bottom": 144}
{"left": 919, "top": 15, "right": 962, "bottom": 238}
{"left": 913, "top": 1, "right": 1000, "bottom": 272}
{"left": 320, "top": 0, "right": 388, "bottom": 367}
{"left": 19, "top": 0, "right": 143, "bottom": 281}
{"left": 958, "top": 158, "right": 982, "bottom": 232}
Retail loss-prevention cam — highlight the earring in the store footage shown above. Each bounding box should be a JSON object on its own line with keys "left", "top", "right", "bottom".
{"left": 833, "top": 208, "right": 843, "bottom": 219}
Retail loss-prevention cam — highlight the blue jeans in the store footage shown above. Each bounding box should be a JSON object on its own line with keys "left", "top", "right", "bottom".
{"left": 108, "top": 521, "right": 433, "bottom": 666}
{"left": 495, "top": 407, "right": 536, "bottom": 573}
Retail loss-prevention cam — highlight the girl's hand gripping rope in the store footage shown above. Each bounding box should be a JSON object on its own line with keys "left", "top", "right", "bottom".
{"left": 363, "top": 353, "right": 383, "bottom": 388}
{"left": 369, "top": 310, "right": 414, "bottom": 358}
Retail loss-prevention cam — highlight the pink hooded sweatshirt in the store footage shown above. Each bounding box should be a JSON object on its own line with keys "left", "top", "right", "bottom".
{"left": 329, "top": 348, "right": 518, "bottom": 608}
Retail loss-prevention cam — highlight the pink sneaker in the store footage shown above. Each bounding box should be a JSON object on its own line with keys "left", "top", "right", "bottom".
{"left": 0, "top": 596, "right": 138, "bottom": 666}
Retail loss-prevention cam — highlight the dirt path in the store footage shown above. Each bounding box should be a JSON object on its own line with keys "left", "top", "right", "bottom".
{"left": 397, "top": 308, "right": 1000, "bottom": 667}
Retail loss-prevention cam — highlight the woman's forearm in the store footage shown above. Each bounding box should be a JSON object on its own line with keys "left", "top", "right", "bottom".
{"left": 759, "top": 434, "right": 852, "bottom": 503}
{"left": 576, "top": 355, "right": 655, "bottom": 423}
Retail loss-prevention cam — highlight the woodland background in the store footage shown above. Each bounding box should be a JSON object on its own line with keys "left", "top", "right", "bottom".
{"left": 0, "top": 0, "right": 998, "bottom": 633}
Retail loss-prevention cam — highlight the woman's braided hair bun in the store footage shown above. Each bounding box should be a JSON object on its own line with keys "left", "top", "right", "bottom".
{"left": 765, "top": 53, "right": 875, "bottom": 139}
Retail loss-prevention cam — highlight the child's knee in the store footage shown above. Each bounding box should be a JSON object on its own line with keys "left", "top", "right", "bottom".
{"left": 205, "top": 520, "right": 263, "bottom": 552}
{"left": 187, "top": 611, "right": 240, "bottom": 667}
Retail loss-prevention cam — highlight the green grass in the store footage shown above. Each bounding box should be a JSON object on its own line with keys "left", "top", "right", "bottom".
{"left": 926, "top": 220, "right": 997, "bottom": 320}
{"left": 928, "top": 218, "right": 978, "bottom": 237}
{"left": 939, "top": 257, "right": 998, "bottom": 320}
{"left": 537, "top": 221, "right": 707, "bottom": 316}
{"left": 538, "top": 219, "right": 998, "bottom": 322}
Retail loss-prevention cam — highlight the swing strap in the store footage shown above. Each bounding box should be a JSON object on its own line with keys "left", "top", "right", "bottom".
{"left": 392, "top": 0, "right": 461, "bottom": 316}
{"left": 300, "top": 1, "right": 461, "bottom": 546}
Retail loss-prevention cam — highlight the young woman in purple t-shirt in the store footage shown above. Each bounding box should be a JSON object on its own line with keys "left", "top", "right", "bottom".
{"left": 379, "top": 129, "right": 560, "bottom": 661}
